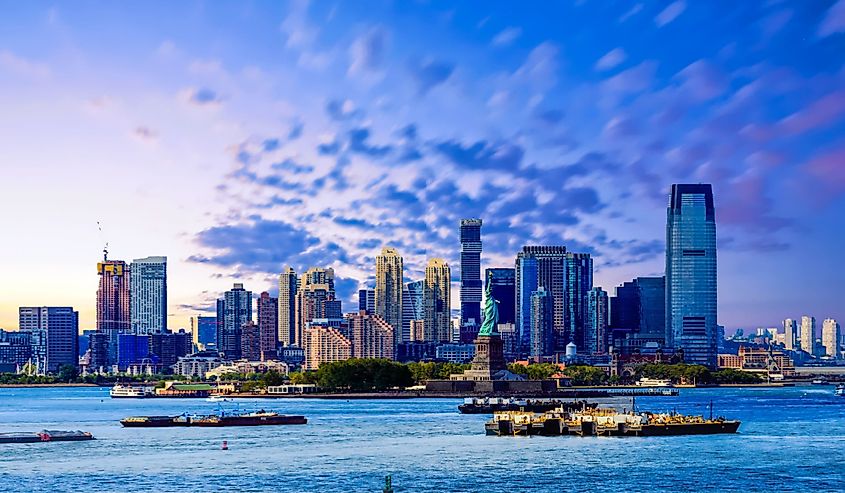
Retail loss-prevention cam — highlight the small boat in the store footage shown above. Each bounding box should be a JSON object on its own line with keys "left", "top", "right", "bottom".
{"left": 0, "top": 430, "right": 95, "bottom": 444}
{"left": 206, "top": 395, "right": 233, "bottom": 402}
{"left": 110, "top": 384, "right": 155, "bottom": 398}
{"left": 835, "top": 384, "right": 845, "bottom": 397}
{"left": 812, "top": 378, "right": 829, "bottom": 386}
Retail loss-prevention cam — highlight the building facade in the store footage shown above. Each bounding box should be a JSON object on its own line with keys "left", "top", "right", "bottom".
{"left": 402, "top": 280, "right": 425, "bottom": 339}
{"left": 348, "top": 311, "right": 395, "bottom": 360}
{"left": 195, "top": 315, "right": 216, "bottom": 349}
{"left": 485, "top": 268, "right": 516, "bottom": 325}
{"left": 97, "top": 259, "right": 130, "bottom": 365}
{"left": 783, "top": 318, "right": 798, "bottom": 351}
{"left": 665, "top": 184, "right": 718, "bottom": 368}
{"left": 800, "top": 315, "right": 816, "bottom": 354}
{"left": 129, "top": 256, "right": 167, "bottom": 334}
{"left": 822, "top": 319, "right": 840, "bottom": 358}
{"left": 358, "top": 288, "right": 375, "bottom": 314}
{"left": 19, "top": 306, "right": 79, "bottom": 373}
{"left": 0, "top": 329, "right": 32, "bottom": 370}
{"left": 586, "top": 287, "right": 609, "bottom": 354}
{"left": 459, "top": 219, "right": 483, "bottom": 329}
{"left": 565, "top": 252, "right": 593, "bottom": 351}
{"left": 610, "top": 276, "right": 666, "bottom": 353}
{"left": 516, "top": 246, "right": 566, "bottom": 355}
{"left": 295, "top": 267, "right": 336, "bottom": 348}
{"left": 530, "top": 287, "right": 553, "bottom": 362}
{"left": 240, "top": 321, "right": 262, "bottom": 361}
{"left": 278, "top": 266, "right": 298, "bottom": 347}
{"left": 217, "top": 283, "right": 252, "bottom": 360}
{"left": 424, "top": 258, "right": 451, "bottom": 343}
{"left": 257, "top": 291, "right": 279, "bottom": 359}
{"left": 375, "top": 247, "right": 404, "bottom": 345}
{"left": 303, "top": 325, "right": 351, "bottom": 370}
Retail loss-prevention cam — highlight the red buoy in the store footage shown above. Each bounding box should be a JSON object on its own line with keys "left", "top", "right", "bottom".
{"left": 221, "top": 440, "right": 228, "bottom": 451}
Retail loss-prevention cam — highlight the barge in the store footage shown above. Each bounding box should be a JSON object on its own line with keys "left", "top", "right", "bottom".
{"left": 486, "top": 406, "right": 740, "bottom": 437}
{"left": 0, "top": 430, "right": 94, "bottom": 444}
{"left": 121, "top": 411, "right": 307, "bottom": 428}
{"left": 459, "top": 397, "right": 597, "bottom": 414}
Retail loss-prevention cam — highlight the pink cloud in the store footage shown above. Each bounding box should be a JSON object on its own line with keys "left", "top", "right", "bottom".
{"left": 779, "top": 90, "right": 845, "bottom": 135}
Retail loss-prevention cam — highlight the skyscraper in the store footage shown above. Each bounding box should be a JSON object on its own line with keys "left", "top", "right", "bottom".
{"left": 610, "top": 277, "right": 666, "bottom": 353}
{"left": 822, "top": 319, "right": 840, "bottom": 358}
{"left": 530, "top": 287, "right": 553, "bottom": 362}
{"left": 195, "top": 315, "right": 217, "bottom": 349}
{"left": 97, "top": 259, "right": 130, "bottom": 365}
{"left": 278, "top": 266, "right": 298, "bottom": 347}
{"left": 348, "top": 311, "right": 395, "bottom": 360}
{"left": 665, "top": 184, "right": 718, "bottom": 368}
{"left": 257, "top": 291, "right": 278, "bottom": 359}
{"left": 424, "top": 258, "right": 451, "bottom": 343}
{"left": 18, "top": 307, "right": 79, "bottom": 373}
{"left": 217, "top": 283, "right": 252, "bottom": 359}
{"left": 358, "top": 289, "right": 375, "bottom": 314}
{"left": 485, "top": 268, "right": 516, "bottom": 326}
{"left": 129, "top": 256, "right": 167, "bottom": 334}
{"left": 800, "top": 315, "right": 816, "bottom": 354}
{"left": 515, "top": 246, "right": 566, "bottom": 354}
{"left": 375, "top": 247, "right": 404, "bottom": 344}
{"left": 783, "top": 318, "right": 798, "bottom": 351}
{"left": 564, "top": 252, "right": 593, "bottom": 351}
{"left": 585, "top": 287, "right": 609, "bottom": 354}
{"left": 402, "top": 280, "right": 425, "bottom": 337}
{"left": 240, "top": 321, "right": 261, "bottom": 361}
{"left": 460, "top": 219, "right": 483, "bottom": 328}
{"left": 295, "top": 267, "right": 337, "bottom": 347}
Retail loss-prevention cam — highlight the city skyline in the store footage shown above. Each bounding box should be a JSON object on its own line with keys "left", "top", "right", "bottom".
{"left": 2, "top": 2, "right": 845, "bottom": 332}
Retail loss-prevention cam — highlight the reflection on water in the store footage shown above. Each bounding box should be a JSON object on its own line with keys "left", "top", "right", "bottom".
{"left": 0, "top": 386, "right": 844, "bottom": 492}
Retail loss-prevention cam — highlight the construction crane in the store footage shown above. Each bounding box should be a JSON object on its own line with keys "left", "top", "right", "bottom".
{"left": 97, "top": 221, "right": 109, "bottom": 261}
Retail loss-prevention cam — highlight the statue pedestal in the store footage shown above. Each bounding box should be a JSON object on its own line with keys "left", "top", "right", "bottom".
{"left": 451, "top": 335, "right": 508, "bottom": 381}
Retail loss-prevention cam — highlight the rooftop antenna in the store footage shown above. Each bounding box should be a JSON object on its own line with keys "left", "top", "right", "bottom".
{"left": 97, "top": 221, "right": 109, "bottom": 261}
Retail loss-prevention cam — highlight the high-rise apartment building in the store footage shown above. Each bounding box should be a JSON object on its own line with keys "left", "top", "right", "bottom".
{"left": 460, "top": 219, "right": 483, "bottom": 328}
{"left": 665, "top": 184, "right": 718, "bottom": 368}
{"left": 485, "top": 268, "right": 516, "bottom": 326}
{"left": 129, "top": 256, "right": 167, "bottom": 334}
{"left": 800, "top": 315, "right": 816, "bottom": 354}
{"left": 348, "top": 311, "right": 395, "bottom": 360}
{"left": 18, "top": 306, "right": 79, "bottom": 373}
{"left": 358, "top": 289, "right": 375, "bottom": 314}
{"left": 278, "top": 266, "right": 298, "bottom": 347}
{"left": 257, "top": 292, "right": 278, "bottom": 359}
{"left": 424, "top": 258, "right": 451, "bottom": 343}
{"left": 516, "top": 246, "right": 566, "bottom": 354}
{"left": 585, "top": 287, "right": 609, "bottom": 354}
{"left": 783, "top": 318, "right": 798, "bottom": 351}
{"left": 240, "top": 321, "right": 261, "bottom": 361}
{"left": 375, "top": 247, "right": 404, "bottom": 345}
{"left": 295, "top": 267, "right": 337, "bottom": 348}
{"left": 822, "top": 319, "right": 840, "bottom": 358}
{"left": 530, "top": 287, "right": 553, "bottom": 362}
{"left": 564, "top": 252, "right": 593, "bottom": 351}
{"left": 303, "top": 325, "right": 351, "bottom": 370}
{"left": 97, "top": 259, "right": 131, "bottom": 365}
{"left": 217, "top": 283, "right": 252, "bottom": 359}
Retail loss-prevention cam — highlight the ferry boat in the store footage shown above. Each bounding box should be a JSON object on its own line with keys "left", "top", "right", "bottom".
{"left": 835, "top": 384, "right": 845, "bottom": 397}
{"left": 635, "top": 378, "right": 673, "bottom": 388}
{"left": 110, "top": 384, "right": 155, "bottom": 398}
{"left": 485, "top": 406, "right": 740, "bottom": 437}
{"left": 459, "top": 397, "right": 596, "bottom": 414}
{"left": 0, "top": 430, "right": 95, "bottom": 444}
{"left": 120, "top": 410, "right": 307, "bottom": 428}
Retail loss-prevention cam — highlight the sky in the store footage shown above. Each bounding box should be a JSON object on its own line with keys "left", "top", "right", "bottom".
{"left": 0, "top": 0, "right": 844, "bottom": 333}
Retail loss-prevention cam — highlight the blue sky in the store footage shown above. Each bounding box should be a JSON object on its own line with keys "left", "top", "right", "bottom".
{"left": 0, "top": 0, "right": 844, "bottom": 332}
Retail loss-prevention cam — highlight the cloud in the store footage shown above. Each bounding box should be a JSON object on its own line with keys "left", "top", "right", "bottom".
{"left": 0, "top": 50, "right": 50, "bottom": 78}
{"left": 655, "top": 1, "right": 686, "bottom": 27}
{"left": 619, "top": 3, "right": 643, "bottom": 22}
{"left": 778, "top": 90, "right": 845, "bottom": 135}
{"left": 601, "top": 61, "right": 657, "bottom": 97}
{"left": 408, "top": 58, "right": 455, "bottom": 95}
{"left": 183, "top": 87, "right": 223, "bottom": 106}
{"left": 432, "top": 139, "right": 524, "bottom": 170}
{"left": 325, "top": 98, "right": 363, "bottom": 120}
{"left": 491, "top": 27, "right": 522, "bottom": 47}
{"left": 818, "top": 0, "right": 845, "bottom": 37}
{"left": 677, "top": 59, "right": 728, "bottom": 101}
{"left": 133, "top": 126, "right": 158, "bottom": 142}
{"left": 348, "top": 128, "right": 393, "bottom": 157}
{"left": 804, "top": 146, "right": 845, "bottom": 196}
{"left": 595, "top": 48, "right": 626, "bottom": 71}
{"left": 349, "top": 26, "right": 387, "bottom": 75}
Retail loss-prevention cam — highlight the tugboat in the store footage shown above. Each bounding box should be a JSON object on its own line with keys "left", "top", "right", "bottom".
{"left": 120, "top": 409, "right": 307, "bottom": 427}
{"left": 835, "top": 384, "right": 845, "bottom": 397}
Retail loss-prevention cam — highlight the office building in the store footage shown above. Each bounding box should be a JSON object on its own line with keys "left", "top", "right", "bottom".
{"left": 278, "top": 266, "right": 298, "bottom": 347}
{"left": 117, "top": 334, "right": 151, "bottom": 370}
{"left": 460, "top": 219, "right": 483, "bottom": 329}
{"left": 424, "top": 258, "right": 451, "bottom": 343}
{"left": 530, "top": 287, "right": 553, "bottom": 362}
{"left": 129, "top": 256, "right": 167, "bottom": 334}
{"left": 0, "top": 330, "right": 32, "bottom": 370}
{"left": 195, "top": 316, "right": 217, "bottom": 349}
{"left": 402, "top": 280, "right": 425, "bottom": 339}
{"left": 87, "top": 332, "right": 110, "bottom": 371}
{"left": 586, "top": 287, "right": 609, "bottom": 354}
{"left": 375, "top": 247, "right": 404, "bottom": 344}
{"left": 822, "top": 319, "right": 840, "bottom": 358}
{"left": 665, "top": 184, "right": 718, "bottom": 368}
{"left": 565, "top": 252, "right": 593, "bottom": 350}
{"left": 348, "top": 311, "right": 395, "bottom": 360}
{"left": 516, "top": 246, "right": 566, "bottom": 354}
{"left": 435, "top": 343, "right": 475, "bottom": 364}
{"left": 783, "top": 318, "right": 798, "bottom": 351}
{"left": 610, "top": 277, "right": 666, "bottom": 353}
{"left": 240, "top": 321, "right": 262, "bottom": 361}
{"left": 148, "top": 330, "right": 191, "bottom": 368}
{"left": 295, "top": 267, "right": 336, "bottom": 348}
{"left": 217, "top": 283, "right": 252, "bottom": 359}
{"left": 257, "top": 292, "right": 278, "bottom": 359}
{"left": 800, "top": 315, "right": 816, "bottom": 354}
{"left": 19, "top": 306, "right": 79, "bottom": 373}
{"left": 303, "top": 325, "right": 351, "bottom": 370}
{"left": 485, "top": 268, "right": 516, "bottom": 325}
{"left": 358, "top": 288, "right": 375, "bottom": 314}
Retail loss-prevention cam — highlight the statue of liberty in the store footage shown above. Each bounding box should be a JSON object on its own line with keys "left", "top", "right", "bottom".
{"left": 477, "top": 271, "right": 499, "bottom": 337}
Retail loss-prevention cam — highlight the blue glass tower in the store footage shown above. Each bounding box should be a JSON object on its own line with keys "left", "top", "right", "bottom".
{"left": 460, "top": 219, "right": 483, "bottom": 328}
{"left": 665, "top": 184, "right": 717, "bottom": 368}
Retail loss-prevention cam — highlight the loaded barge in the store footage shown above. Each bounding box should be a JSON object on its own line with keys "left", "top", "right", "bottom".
{"left": 0, "top": 430, "right": 94, "bottom": 444}
{"left": 121, "top": 410, "right": 307, "bottom": 428}
{"left": 459, "top": 397, "right": 597, "bottom": 414}
{"left": 486, "top": 405, "right": 740, "bottom": 437}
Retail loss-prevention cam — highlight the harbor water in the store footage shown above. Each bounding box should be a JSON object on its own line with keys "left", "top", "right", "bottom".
{"left": 0, "top": 386, "right": 843, "bottom": 492}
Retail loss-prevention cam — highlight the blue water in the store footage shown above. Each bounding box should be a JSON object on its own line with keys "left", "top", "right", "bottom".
{"left": 0, "top": 386, "right": 843, "bottom": 492}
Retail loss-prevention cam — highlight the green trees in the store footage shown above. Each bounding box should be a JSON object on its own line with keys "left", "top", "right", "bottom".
{"left": 315, "top": 359, "right": 414, "bottom": 391}
{"left": 56, "top": 364, "right": 79, "bottom": 383}
{"left": 562, "top": 365, "right": 609, "bottom": 386}
{"left": 406, "top": 362, "right": 471, "bottom": 383}
{"left": 636, "top": 364, "right": 762, "bottom": 385}
{"left": 507, "top": 363, "right": 559, "bottom": 380}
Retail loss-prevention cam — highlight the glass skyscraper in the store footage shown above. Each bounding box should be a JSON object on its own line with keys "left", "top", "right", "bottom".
{"left": 459, "top": 219, "right": 483, "bottom": 328}
{"left": 564, "top": 252, "right": 593, "bottom": 351}
{"left": 665, "top": 184, "right": 717, "bottom": 368}
{"left": 130, "top": 256, "right": 167, "bottom": 334}
{"left": 485, "top": 268, "right": 515, "bottom": 325}
{"left": 217, "top": 283, "right": 252, "bottom": 359}
{"left": 515, "top": 246, "right": 566, "bottom": 355}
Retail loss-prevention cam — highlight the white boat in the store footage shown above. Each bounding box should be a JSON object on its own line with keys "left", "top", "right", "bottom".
{"left": 110, "top": 384, "right": 154, "bottom": 398}
{"left": 636, "top": 378, "right": 673, "bottom": 388}
{"left": 206, "top": 395, "right": 233, "bottom": 402}
{"left": 835, "top": 384, "right": 845, "bottom": 397}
